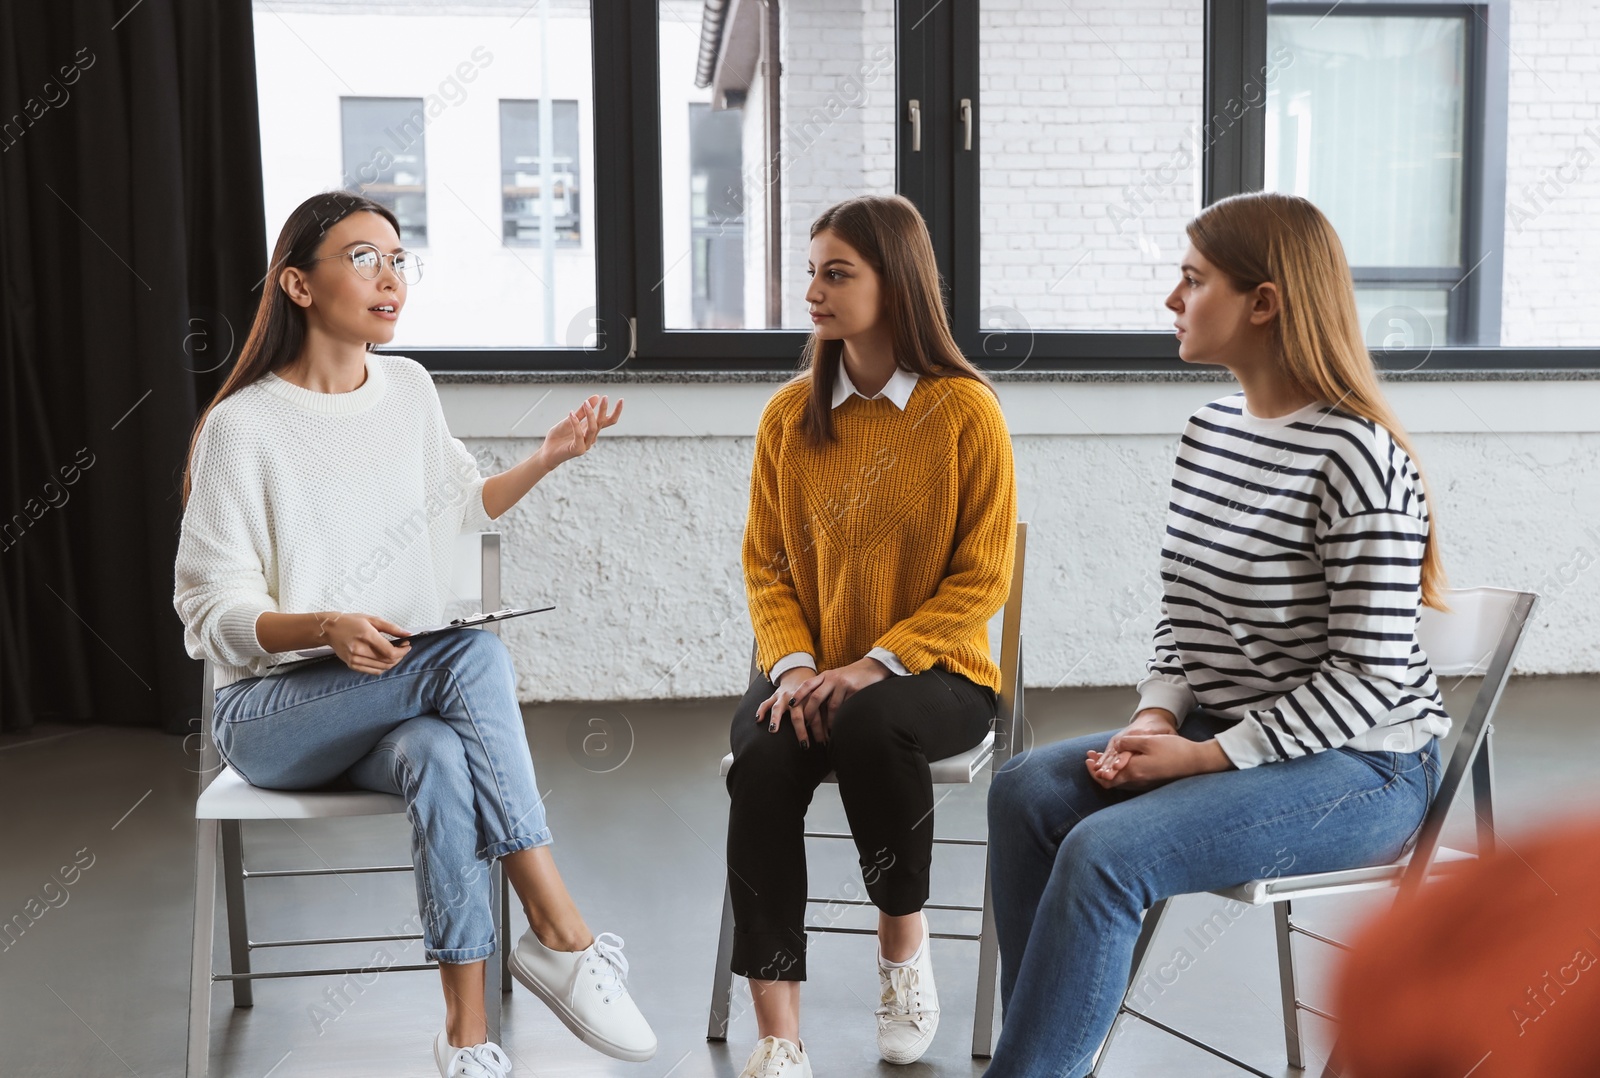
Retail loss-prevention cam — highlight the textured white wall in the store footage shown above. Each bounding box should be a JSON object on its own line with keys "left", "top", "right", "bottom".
{"left": 447, "top": 383, "right": 1600, "bottom": 704}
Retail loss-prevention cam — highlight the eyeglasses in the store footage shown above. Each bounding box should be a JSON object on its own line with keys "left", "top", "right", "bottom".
{"left": 310, "top": 243, "right": 424, "bottom": 285}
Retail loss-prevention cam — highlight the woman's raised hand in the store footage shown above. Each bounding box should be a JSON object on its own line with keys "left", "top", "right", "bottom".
{"left": 316, "top": 612, "right": 412, "bottom": 675}
{"left": 540, "top": 394, "right": 624, "bottom": 469}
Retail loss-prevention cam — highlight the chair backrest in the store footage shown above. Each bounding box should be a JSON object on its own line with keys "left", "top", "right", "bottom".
{"left": 195, "top": 532, "right": 502, "bottom": 794}
{"left": 446, "top": 530, "right": 497, "bottom": 613}
{"left": 993, "top": 521, "right": 1027, "bottom": 768}
{"left": 1417, "top": 587, "right": 1530, "bottom": 677}
{"left": 1400, "top": 586, "right": 1538, "bottom": 899}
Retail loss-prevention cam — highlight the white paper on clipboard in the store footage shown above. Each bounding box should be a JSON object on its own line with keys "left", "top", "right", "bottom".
{"left": 285, "top": 606, "right": 555, "bottom": 661}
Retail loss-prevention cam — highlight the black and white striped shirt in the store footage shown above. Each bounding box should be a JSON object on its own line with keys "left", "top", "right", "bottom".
{"left": 1136, "top": 393, "right": 1450, "bottom": 769}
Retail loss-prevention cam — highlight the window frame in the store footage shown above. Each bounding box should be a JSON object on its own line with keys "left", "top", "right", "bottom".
{"left": 372, "top": 0, "right": 1599, "bottom": 374}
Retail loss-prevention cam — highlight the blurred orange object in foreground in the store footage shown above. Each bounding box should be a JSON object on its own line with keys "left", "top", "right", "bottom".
{"left": 1333, "top": 814, "right": 1600, "bottom": 1078}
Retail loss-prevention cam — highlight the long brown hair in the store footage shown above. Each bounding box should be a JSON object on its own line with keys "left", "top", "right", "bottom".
{"left": 1187, "top": 191, "right": 1448, "bottom": 609}
{"left": 180, "top": 191, "right": 400, "bottom": 507}
{"left": 797, "top": 195, "right": 992, "bottom": 447}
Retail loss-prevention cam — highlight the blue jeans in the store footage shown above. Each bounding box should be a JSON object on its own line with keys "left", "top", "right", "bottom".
{"left": 984, "top": 710, "right": 1441, "bottom": 1077}
{"left": 212, "top": 629, "right": 551, "bottom": 963}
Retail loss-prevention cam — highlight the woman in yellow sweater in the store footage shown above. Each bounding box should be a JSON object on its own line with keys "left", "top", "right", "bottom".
{"left": 726, "top": 194, "right": 1017, "bottom": 1078}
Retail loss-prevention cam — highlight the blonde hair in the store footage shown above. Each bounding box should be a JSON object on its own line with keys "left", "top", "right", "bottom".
{"left": 1187, "top": 192, "right": 1448, "bottom": 610}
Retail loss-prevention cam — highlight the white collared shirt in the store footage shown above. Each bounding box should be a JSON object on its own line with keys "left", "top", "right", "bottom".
{"left": 831, "top": 359, "right": 920, "bottom": 411}
{"left": 768, "top": 360, "right": 919, "bottom": 684}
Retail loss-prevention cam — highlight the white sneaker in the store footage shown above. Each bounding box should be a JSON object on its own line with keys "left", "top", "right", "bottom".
{"left": 508, "top": 929, "right": 657, "bottom": 1061}
{"left": 433, "top": 1030, "right": 513, "bottom": 1077}
{"left": 737, "top": 1036, "right": 812, "bottom": 1078}
{"left": 875, "top": 912, "right": 940, "bottom": 1064}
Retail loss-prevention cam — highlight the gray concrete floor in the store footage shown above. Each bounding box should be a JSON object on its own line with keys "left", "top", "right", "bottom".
{"left": 3, "top": 675, "right": 1598, "bottom": 1078}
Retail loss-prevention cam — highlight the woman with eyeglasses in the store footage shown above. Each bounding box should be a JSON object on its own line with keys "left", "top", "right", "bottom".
{"left": 173, "top": 191, "right": 653, "bottom": 1078}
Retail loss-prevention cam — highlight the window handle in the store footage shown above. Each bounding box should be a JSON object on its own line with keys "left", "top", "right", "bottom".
{"left": 959, "top": 98, "right": 972, "bottom": 151}
{"left": 908, "top": 98, "right": 921, "bottom": 153}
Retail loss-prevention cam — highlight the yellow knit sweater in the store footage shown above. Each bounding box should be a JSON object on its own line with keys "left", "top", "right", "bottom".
{"left": 742, "top": 372, "right": 1017, "bottom": 692}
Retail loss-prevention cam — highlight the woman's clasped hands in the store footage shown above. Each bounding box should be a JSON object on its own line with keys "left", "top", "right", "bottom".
{"left": 754, "top": 658, "right": 893, "bottom": 750}
{"left": 1086, "top": 707, "right": 1234, "bottom": 791}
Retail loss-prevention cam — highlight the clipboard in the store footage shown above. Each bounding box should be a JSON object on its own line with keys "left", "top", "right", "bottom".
{"left": 286, "top": 606, "right": 555, "bottom": 661}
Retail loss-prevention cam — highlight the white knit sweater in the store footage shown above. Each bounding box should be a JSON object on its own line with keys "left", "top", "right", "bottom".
{"left": 173, "top": 354, "right": 494, "bottom": 689}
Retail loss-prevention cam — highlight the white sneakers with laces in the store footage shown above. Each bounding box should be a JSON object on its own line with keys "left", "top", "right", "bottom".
{"left": 508, "top": 928, "right": 658, "bottom": 1061}
{"left": 737, "top": 1036, "right": 812, "bottom": 1078}
{"left": 875, "top": 911, "right": 940, "bottom": 1064}
{"left": 433, "top": 1030, "right": 513, "bottom": 1077}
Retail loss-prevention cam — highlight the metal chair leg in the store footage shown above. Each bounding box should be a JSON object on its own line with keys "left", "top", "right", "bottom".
{"left": 706, "top": 881, "right": 736, "bottom": 1041}
{"left": 1274, "top": 900, "right": 1305, "bottom": 1069}
{"left": 486, "top": 860, "right": 505, "bottom": 1045}
{"left": 1473, "top": 725, "right": 1497, "bottom": 857}
{"left": 1089, "top": 897, "right": 1171, "bottom": 1077}
{"left": 186, "top": 818, "right": 219, "bottom": 1078}
{"left": 499, "top": 862, "right": 513, "bottom": 994}
{"left": 219, "top": 819, "right": 253, "bottom": 1008}
{"left": 972, "top": 847, "right": 1001, "bottom": 1058}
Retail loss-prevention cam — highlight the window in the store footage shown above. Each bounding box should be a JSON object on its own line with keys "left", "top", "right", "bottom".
{"left": 1257, "top": 1, "right": 1600, "bottom": 354}
{"left": 656, "top": 0, "right": 896, "bottom": 331}
{"left": 251, "top": 0, "right": 1600, "bottom": 368}
{"left": 254, "top": 0, "right": 600, "bottom": 352}
{"left": 500, "top": 99, "right": 582, "bottom": 247}
{"left": 341, "top": 97, "right": 429, "bottom": 245}
{"left": 1265, "top": 8, "right": 1475, "bottom": 349}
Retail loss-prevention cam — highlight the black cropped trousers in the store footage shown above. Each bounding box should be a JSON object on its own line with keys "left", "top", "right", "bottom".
{"left": 724, "top": 666, "right": 996, "bottom": 981}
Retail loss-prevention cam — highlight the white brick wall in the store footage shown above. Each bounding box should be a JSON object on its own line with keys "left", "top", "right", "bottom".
{"left": 1500, "top": 0, "right": 1600, "bottom": 346}
{"left": 978, "top": 0, "right": 1205, "bottom": 332}
{"left": 739, "top": 0, "right": 1209, "bottom": 333}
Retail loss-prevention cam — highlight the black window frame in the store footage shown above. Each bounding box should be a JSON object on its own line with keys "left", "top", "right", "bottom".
{"left": 381, "top": 0, "right": 1600, "bottom": 375}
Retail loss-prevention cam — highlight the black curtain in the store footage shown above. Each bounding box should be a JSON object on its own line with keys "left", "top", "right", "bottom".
{"left": 1, "top": 1, "right": 265, "bottom": 734}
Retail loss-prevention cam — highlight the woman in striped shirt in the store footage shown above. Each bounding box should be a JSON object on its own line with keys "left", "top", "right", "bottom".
{"left": 984, "top": 192, "right": 1448, "bottom": 1077}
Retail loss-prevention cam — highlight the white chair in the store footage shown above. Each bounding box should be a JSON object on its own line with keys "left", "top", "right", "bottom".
{"left": 1088, "top": 586, "right": 1540, "bottom": 1078}
{"left": 706, "top": 521, "right": 1029, "bottom": 1058}
{"left": 186, "top": 532, "right": 515, "bottom": 1078}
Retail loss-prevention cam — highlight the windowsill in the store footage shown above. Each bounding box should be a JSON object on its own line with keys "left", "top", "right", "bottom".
{"left": 434, "top": 366, "right": 1600, "bottom": 437}
{"left": 431, "top": 366, "right": 1600, "bottom": 385}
